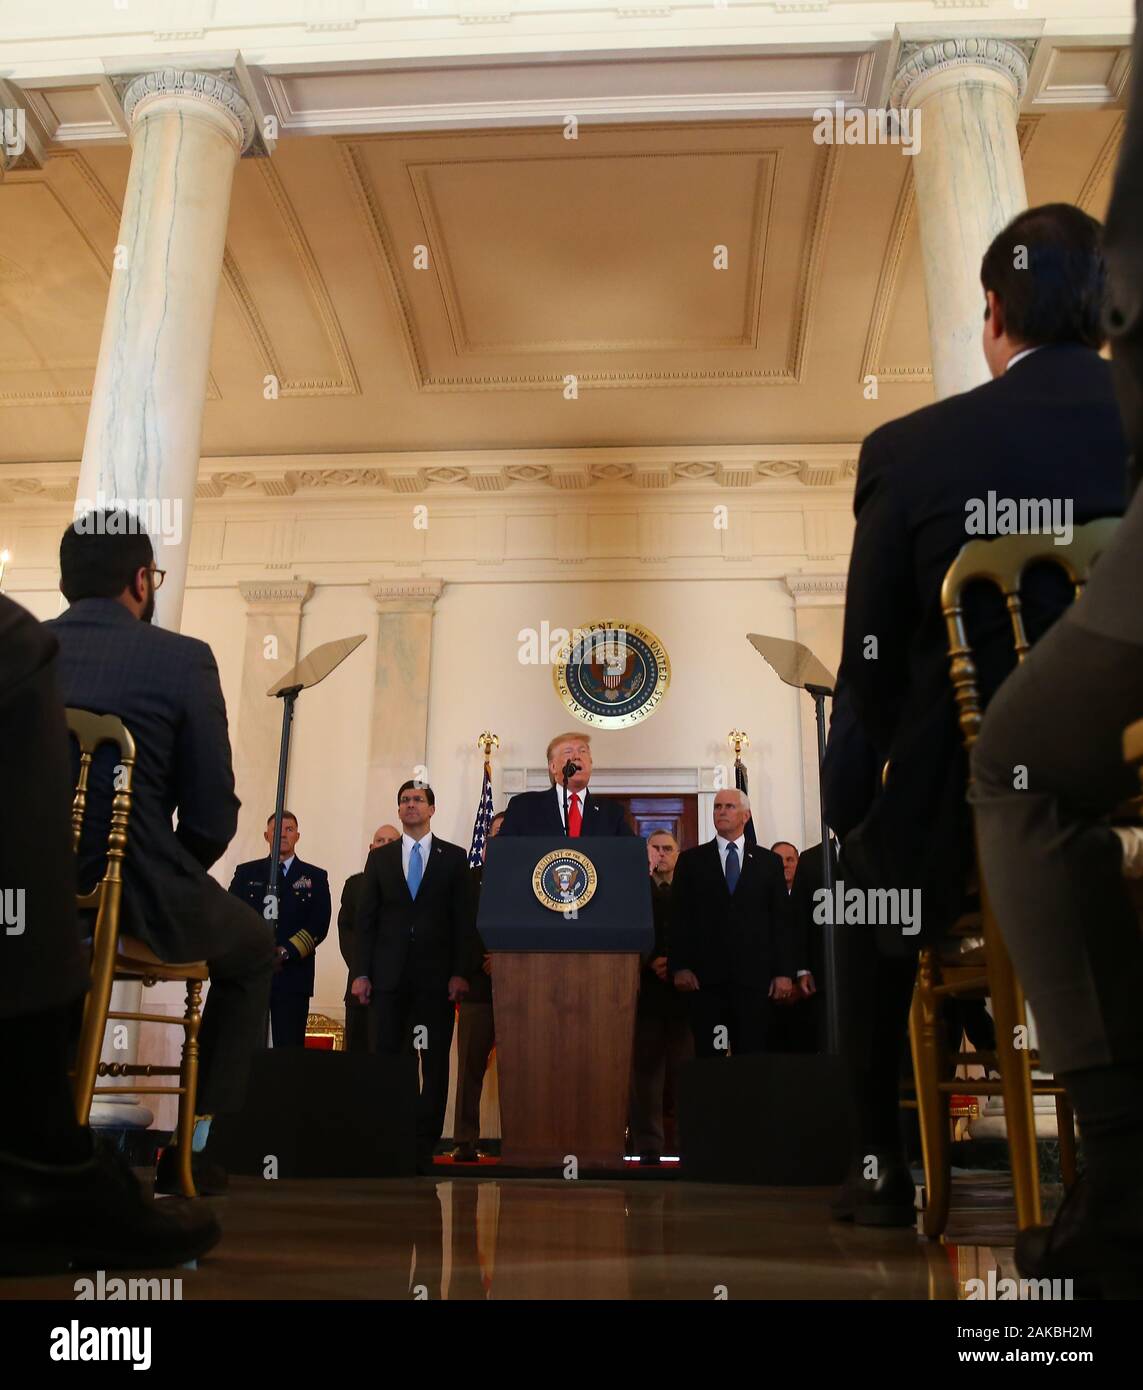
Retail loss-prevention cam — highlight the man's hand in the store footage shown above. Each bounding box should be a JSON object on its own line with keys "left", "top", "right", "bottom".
{"left": 272, "top": 945, "right": 289, "bottom": 975}
{"left": 481, "top": 954, "right": 492, "bottom": 977}
{"left": 674, "top": 968, "right": 700, "bottom": 992}
{"left": 769, "top": 975, "right": 797, "bottom": 1003}
{"left": 799, "top": 972, "right": 817, "bottom": 999}
{"left": 351, "top": 975, "right": 372, "bottom": 1006}
{"left": 448, "top": 975, "right": 469, "bottom": 1003}
{"left": 650, "top": 955, "right": 668, "bottom": 982}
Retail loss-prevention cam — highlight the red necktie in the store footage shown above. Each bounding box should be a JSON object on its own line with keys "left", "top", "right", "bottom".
{"left": 568, "top": 793, "right": 582, "bottom": 837}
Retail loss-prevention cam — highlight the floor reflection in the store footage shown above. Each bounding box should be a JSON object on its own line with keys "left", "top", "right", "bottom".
{"left": 7, "top": 1176, "right": 1023, "bottom": 1301}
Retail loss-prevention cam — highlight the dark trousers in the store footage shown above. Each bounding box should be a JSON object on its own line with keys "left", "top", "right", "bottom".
{"left": 344, "top": 996, "right": 370, "bottom": 1054}
{"left": 971, "top": 615, "right": 1143, "bottom": 1074}
{"left": 197, "top": 896, "right": 275, "bottom": 1113}
{"left": 768, "top": 995, "right": 822, "bottom": 1054}
{"left": 629, "top": 1005, "right": 693, "bottom": 1154}
{"left": 454, "top": 1000, "right": 495, "bottom": 1145}
{"left": 269, "top": 991, "right": 310, "bottom": 1049}
{"left": 688, "top": 985, "right": 770, "bottom": 1059}
{"left": 371, "top": 985, "right": 456, "bottom": 1158}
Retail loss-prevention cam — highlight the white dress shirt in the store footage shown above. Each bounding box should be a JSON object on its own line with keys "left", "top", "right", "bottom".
{"left": 715, "top": 833, "right": 746, "bottom": 877}
{"left": 554, "top": 785, "right": 587, "bottom": 829}
{"left": 402, "top": 831, "right": 432, "bottom": 879}
{"left": 1006, "top": 345, "right": 1044, "bottom": 372}
{"left": 277, "top": 854, "right": 295, "bottom": 876}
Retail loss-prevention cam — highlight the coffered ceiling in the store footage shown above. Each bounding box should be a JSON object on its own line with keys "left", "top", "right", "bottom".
{"left": 0, "top": 106, "right": 1125, "bottom": 471}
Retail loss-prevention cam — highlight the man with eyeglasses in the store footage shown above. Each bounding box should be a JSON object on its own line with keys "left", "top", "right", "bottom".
{"left": 351, "top": 780, "right": 474, "bottom": 1173}
{"left": 45, "top": 513, "right": 275, "bottom": 1197}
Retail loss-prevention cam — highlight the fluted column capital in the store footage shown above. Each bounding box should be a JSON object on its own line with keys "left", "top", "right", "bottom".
{"left": 369, "top": 579, "right": 444, "bottom": 614}
{"left": 891, "top": 36, "right": 1031, "bottom": 111}
{"left": 123, "top": 68, "right": 255, "bottom": 153}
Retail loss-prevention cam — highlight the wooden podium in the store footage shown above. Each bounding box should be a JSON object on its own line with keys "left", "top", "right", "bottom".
{"left": 477, "top": 837, "right": 653, "bottom": 1171}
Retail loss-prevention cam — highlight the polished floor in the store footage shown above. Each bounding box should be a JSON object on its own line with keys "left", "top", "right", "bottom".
{"left": 9, "top": 1169, "right": 1031, "bottom": 1300}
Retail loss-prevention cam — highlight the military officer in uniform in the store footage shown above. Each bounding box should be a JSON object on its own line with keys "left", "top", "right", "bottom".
{"left": 229, "top": 812, "right": 331, "bottom": 1048}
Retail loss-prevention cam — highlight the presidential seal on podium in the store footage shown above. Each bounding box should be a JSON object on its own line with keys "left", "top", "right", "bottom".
{"left": 532, "top": 848, "right": 598, "bottom": 914}
{"left": 553, "top": 619, "right": 670, "bottom": 728}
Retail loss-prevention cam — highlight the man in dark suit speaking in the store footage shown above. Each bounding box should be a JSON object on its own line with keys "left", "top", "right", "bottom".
{"left": 669, "top": 789, "right": 796, "bottom": 1058}
{"left": 351, "top": 781, "right": 473, "bottom": 1172}
{"left": 498, "top": 731, "right": 634, "bottom": 837}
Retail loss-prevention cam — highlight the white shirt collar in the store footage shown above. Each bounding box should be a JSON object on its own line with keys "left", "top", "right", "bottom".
{"left": 277, "top": 854, "right": 295, "bottom": 875}
{"left": 716, "top": 833, "right": 746, "bottom": 861}
{"left": 1006, "top": 345, "right": 1044, "bottom": 372}
{"left": 401, "top": 831, "right": 432, "bottom": 873}
{"left": 555, "top": 785, "right": 586, "bottom": 826}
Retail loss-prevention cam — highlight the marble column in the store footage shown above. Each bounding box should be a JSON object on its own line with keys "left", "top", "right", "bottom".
{"left": 78, "top": 71, "right": 253, "bottom": 1125}
{"left": 891, "top": 37, "right": 1030, "bottom": 400}
{"left": 74, "top": 68, "right": 254, "bottom": 629}
{"left": 782, "top": 574, "right": 846, "bottom": 850}
{"left": 228, "top": 580, "right": 315, "bottom": 872}
{"left": 365, "top": 580, "right": 444, "bottom": 832}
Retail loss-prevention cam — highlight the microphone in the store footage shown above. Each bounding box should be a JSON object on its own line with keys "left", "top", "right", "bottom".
{"left": 562, "top": 759, "right": 580, "bottom": 784}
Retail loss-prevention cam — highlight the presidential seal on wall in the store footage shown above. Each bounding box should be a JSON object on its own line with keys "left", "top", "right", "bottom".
{"left": 553, "top": 620, "right": 670, "bottom": 729}
{"left": 532, "top": 849, "right": 598, "bottom": 914}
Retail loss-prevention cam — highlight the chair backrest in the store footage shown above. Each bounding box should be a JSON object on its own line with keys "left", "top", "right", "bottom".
{"left": 941, "top": 518, "right": 1120, "bottom": 753}
{"left": 66, "top": 709, "right": 136, "bottom": 952}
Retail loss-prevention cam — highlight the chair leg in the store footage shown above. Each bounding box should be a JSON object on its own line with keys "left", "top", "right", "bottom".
{"left": 910, "top": 951, "right": 950, "bottom": 1239}
{"left": 1055, "top": 1093, "right": 1078, "bottom": 1191}
{"left": 175, "top": 979, "right": 203, "bottom": 1199}
{"left": 72, "top": 943, "right": 119, "bottom": 1126}
{"left": 984, "top": 909, "right": 1042, "bottom": 1229}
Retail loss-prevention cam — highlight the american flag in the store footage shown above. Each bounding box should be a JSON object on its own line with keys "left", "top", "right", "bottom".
{"left": 734, "top": 755, "right": 757, "bottom": 846}
{"left": 468, "top": 757, "right": 495, "bottom": 867}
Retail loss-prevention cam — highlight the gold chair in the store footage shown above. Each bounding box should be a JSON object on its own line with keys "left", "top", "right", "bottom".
{"left": 910, "top": 518, "right": 1120, "bottom": 1238}
{"left": 67, "top": 709, "right": 209, "bottom": 1199}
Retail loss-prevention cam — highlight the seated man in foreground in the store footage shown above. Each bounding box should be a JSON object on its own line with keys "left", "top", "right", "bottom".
{"left": 825, "top": 204, "right": 1128, "bottom": 1224}
{"left": 46, "top": 514, "right": 274, "bottom": 1195}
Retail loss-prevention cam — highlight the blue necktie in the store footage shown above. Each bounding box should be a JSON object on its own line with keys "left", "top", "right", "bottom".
{"left": 725, "top": 842, "right": 740, "bottom": 894}
{"left": 407, "top": 840, "right": 423, "bottom": 899}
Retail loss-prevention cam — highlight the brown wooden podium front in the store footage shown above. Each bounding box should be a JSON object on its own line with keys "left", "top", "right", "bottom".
{"left": 492, "top": 950, "right": 640, "bottom": 1170}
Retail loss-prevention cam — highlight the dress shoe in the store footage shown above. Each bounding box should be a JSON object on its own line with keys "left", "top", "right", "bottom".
{"left": 831, "top": 1152, "right": 916, "bottom": 1227}
{"left": 449, "top": 1142, "right": 479, "bottom": 1163}
{"left": 1015, "top": 1178, "right": 1143, "bottom": 1300}
{"left": 154, "top": 1145, "right": 229, "bottom": 1197}
{"left": 0, "top": 1139, "right": 221, "bottom": 1276}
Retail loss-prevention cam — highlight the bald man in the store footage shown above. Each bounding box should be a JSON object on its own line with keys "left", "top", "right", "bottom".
{"left": 338, "top": 824, "right": 400, "bottom": 1054}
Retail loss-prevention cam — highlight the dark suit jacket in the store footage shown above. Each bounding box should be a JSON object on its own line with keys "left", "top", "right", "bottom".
{"left": 789, "top": 840, "right": 840, "bottom": 984}
{"left": 228, "top": 855, "right": 330, "bottom": 997}
{"left": 1104, "top": 0, "right": 1143, "bottom": 493}
{"left": 639, "top": 878, "right": 687, "bottom": 1018}
{"left": 464, "top": 864, "right": 493, "bottom": 1005}
{"left": 353, "top": 835, "right": 474, "bottom": 993}
{"left": 668, "top": 839, "right": 794, "bottom": 988}
{"left": 338, "top": 870, "right": 365, "bottom": 1003}
{"left": 0, "top": 596, "right": 86, "bottom": 1018}
{"left": 498, "top": 785, "right": 634, "bottom": 838}
{"left": 45, "top": 597, "right": 242, "bottom": 964}
{"left": 833, "top": 345, "right": 1127, "bottom": 945}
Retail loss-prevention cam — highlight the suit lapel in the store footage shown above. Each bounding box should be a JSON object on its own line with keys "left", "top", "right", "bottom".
{"left": 706, "top": 839, "right": 730, "bottom": 898}
{"left": 549, "top": 785, "right": 570, "bottom": 835}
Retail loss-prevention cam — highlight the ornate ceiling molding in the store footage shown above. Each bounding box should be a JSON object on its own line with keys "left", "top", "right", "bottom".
{"left": 1077, "top": 114, "right": 1126, "bottom": 213}
{"left": 338, "top": 131, "right": 840, "bottom": 392}
{"left": 890, "top": 37, "right": 1035, "bottom": 111}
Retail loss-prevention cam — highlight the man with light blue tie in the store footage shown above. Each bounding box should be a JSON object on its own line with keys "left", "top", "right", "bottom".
{"left": 668, "top": 789, "right": 797, "bottom": 1058}
{"left": 352, "top": 780, "right": 474, "bottom": 1172}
